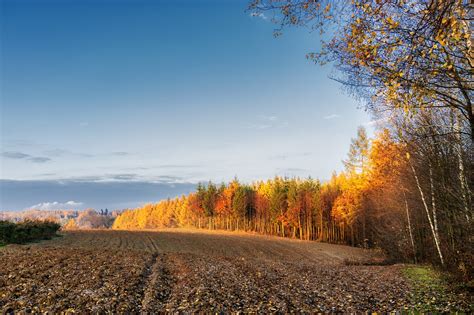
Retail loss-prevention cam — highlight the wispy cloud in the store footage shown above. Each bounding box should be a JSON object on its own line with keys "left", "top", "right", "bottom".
{"left": 42, "top": 173, "right": 191, "bottom": 184}
{"left": 2, "top": 151, "right": 30, "bottom": 159}
{"left": 28, "top": 157, "right": 52, "bottom": 163}
{"left": 111, "top": 151, "right": 129, "bottom": 156}
{"left": 1, "top": 179, "right": 196, "bottom": 211}
{"left": 42, "top": 149, "right": 94, "bottom": 158}
{"left": 244, "top": 115, "right": 288, "bottom": 130}
{"left": 109, "top": 173, "right": 137, "bottom": 180}
{"left": 153, "top": 175, "right": 186, "bottom": 183}
{"left": 250, "top": 12, "right": 268, "bottom": 20}
{"left": 79, "top": 122, "right": 89, "bottom": 127}
{"left": 323, "top": 114, "right": 340, "bottom": 120}
{"left": 2, "top": 151, "right": 51, "bottom": 163}
{"left": 37, "top": 173, "right": 57, "bottom": 177}
{"left": 28, "top": 200, "right": 83, "bottom": 210}
{"left": 364, "top": 117, "right": 389, "bottom": 127}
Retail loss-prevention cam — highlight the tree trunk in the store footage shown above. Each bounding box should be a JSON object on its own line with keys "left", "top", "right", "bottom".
{"left": 404, "top": 192, "right": 417, "bottom": 264}
{"left": 454, "top": 112, "right": 472, "bottom": 222}
{"left": 409, "top": 160, "right": 444, "bottom": 265}
{"left": 429, "top": 163, "right": 440, "bottom": 239}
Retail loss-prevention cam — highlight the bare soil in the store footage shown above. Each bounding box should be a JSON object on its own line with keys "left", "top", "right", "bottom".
{"left": 0, "top": 229, "right": 470, "bottom": 312}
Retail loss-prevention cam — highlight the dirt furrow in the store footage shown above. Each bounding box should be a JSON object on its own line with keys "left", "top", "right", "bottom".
{"left": 141, "top": 233, "right": 151, "bottom": 252}
{"left": 3, "top": 230, "right": 471, "bottom": 312}
{"left": 146, "top": 234, "right": 161, "bottom": 253}
{"left": 140, "top": 254, "right": 173, "bottom": 312}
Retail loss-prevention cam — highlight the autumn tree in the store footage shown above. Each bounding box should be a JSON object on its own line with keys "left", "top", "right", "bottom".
{"left": 249, "top": 0, "right": 473, "bottom": 141}
{"left": 269, "top": 177, "right": 288, "bottom": 237}
{"left": 343, "top": 126, "right": 370, "bottom": 174}
{"left": 62, "top": 218, "right": 78, "bottom": 230}
{"left": 248, "top": 0, "right": 472, "bottom": 277}
{"left": 365, "top": 129, "right": 416, "bottom": 260}
{"left": 110, "top": 124, "right": 471, "bottom": 278}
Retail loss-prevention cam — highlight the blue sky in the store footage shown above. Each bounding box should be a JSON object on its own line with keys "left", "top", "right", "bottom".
{"left": 1, "top": 0, "right": 373, "bottom": 210}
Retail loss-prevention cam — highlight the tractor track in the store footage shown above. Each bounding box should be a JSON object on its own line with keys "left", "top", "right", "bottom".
{"left": 1, "top": 229, "right": 471, "bottom": 312}
{"left": 140, "top": 254, "right": 173, "bottom": 313}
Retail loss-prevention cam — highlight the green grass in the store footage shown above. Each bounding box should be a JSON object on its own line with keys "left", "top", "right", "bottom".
{"left": 403, "top": 266, "right": 443, "bottom": 287}
{"left": 402, "top": 266, "right": 466, "bottom": 312}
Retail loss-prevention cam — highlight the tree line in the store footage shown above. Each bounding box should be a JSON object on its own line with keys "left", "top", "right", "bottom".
{"left": 245, "top": 0, "right": 473, "bottom": 279}
{"left": 113, "top": 125, "right": 471, "bottom": 279}
{"left": 114, "top": 0, "right": 472, "bottom": 279}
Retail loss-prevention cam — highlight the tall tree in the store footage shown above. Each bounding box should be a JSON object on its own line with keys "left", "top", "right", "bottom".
{"left": 249, "top": 0, "right": 473, "bottom": 143}
{"left": 343, "top": 126, "right": 370, "bottom": 174}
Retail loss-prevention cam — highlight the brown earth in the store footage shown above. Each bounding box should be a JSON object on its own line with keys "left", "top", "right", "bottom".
{"left": 0, "top": 229, "right": 470, "bottom": 312}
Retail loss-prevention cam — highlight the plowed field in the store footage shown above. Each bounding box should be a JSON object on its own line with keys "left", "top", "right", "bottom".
{"left": 0, "top": 229, "right": 471, "bottom": 312}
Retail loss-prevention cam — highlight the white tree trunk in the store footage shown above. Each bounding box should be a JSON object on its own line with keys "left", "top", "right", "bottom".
{"left": 454, "top": 112, "right": 472, "bottom": 222}
{"left": 404, "top": 191, "right": 417, "bottom": 264}
{"left": 409, "top": 161, "right": 445, "bottom": 265}
{"left": 429, "top": 163, "right": 439, "bottom": 238}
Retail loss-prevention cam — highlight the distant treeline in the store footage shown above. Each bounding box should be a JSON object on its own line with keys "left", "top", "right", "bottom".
{"left": 63, "top": 209, "right": 117, "bottom": 230}
{"left": 1, "top": 209, "right": 121, "bottom": 230}
{"left": 113, "top": 127, "right": 472, "bottom": 280}
{"left": 0, "top": 209, "right": 79, "bottom": 224}
{"left": 0, "top": 220, "right": 61, "bottom": 245}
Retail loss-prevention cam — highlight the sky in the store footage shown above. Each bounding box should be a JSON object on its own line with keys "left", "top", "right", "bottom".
{"left": 1, "top": 0, "right": 373, "bottom": 211}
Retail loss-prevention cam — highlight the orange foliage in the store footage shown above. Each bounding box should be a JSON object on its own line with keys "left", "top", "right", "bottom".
{"left": 112, "top": 129, "right": 409, "bottom": 248}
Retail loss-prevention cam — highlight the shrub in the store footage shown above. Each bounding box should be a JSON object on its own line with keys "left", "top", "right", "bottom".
{"left": 0, "top": 220, "right": 61, "bottom": 245}
{"left": 0, "top": 221, "right": 16, "bottom": 245}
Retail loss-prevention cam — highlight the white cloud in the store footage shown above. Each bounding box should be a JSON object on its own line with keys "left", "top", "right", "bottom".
{"left": 364, "top": 117, "right": 389, "bottom": 126}
{"left": 28, "top": 201, "right": 83, "bottom": 210}
{"left": 250, "top": 12, "right": 268, "bottom": 20}
{"left": 323, "top": 114, "right": 340, "bottom": 120}
{"left": 2, "top": 151, "right": 52, "bottom": 163}
{"left": 2, "top": 151, "right": 30, "bottom": 159}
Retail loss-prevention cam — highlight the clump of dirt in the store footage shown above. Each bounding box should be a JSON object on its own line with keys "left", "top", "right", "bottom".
{"left": 0, "top": 246, "right": 150, "bottom": 312}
